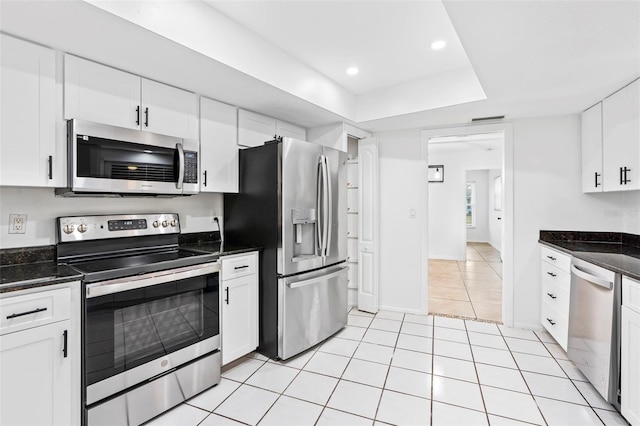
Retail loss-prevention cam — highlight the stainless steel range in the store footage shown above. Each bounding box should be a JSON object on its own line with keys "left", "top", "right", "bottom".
{"left": 57, "top": 214, "right": 220, "bottom": 426}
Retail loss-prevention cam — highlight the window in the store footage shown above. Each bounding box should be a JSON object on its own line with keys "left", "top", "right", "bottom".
{"left": 466, "top": 182, "right": 476, "bottom": 227}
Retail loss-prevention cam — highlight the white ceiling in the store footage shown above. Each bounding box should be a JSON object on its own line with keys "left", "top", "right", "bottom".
{"left": 429, "top": 132, "right": 503, "bottom": 153}
{"left": 1, "top": 0, "right": 638, "bottom": 132}
{"left": 206, "top": 1, "right": 473, "bottom": 95}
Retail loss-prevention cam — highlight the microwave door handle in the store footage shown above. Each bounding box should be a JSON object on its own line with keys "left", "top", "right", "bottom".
{"left": 176, "top": 143, "right": 185, "bottom": 190}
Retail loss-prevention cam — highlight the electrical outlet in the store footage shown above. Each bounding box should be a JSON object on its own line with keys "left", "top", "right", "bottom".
{"left": 9, "top": 214, "right": 27, "bottom": 234}
{"left": 210, "top": 209, "right": 220, "bottom": 222}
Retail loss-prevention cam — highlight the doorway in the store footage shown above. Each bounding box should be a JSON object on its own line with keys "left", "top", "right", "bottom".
{"left": 421, "top": 125, "right": 512, "bottom": 324}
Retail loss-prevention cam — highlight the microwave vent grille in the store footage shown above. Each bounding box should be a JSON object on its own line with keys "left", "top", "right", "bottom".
{"left": 110, "top": 163, "right": 175, "bottom": 182}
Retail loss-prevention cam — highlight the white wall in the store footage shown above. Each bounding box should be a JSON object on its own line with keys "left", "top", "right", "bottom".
{"left": 376, "top": 130, "right": 424, "bottom": 313}
{"left": 488, "top": 169, "right": 503, "bottom": 252}
{"left": 0, "top": 187, "right": 222, "bottom": 249}
{"left": 428, "top": 148, "right": 501, "bottom": 260}
{"left": 512, "top": 114, "right": 632, "bottom": 328}
{"left": 466, "top": 170, "right": 489, "bottom": 243}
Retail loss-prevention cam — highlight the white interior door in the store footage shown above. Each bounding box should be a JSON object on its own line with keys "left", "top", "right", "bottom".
{"left": 357, "top": 137, "right": 379, "bottom": 313}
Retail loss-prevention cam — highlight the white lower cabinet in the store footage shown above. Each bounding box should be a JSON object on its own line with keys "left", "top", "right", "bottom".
{"left": 220, "top": 252, "right": 258, "bottom": 365}
{"left": 539, "top": 245, "right": 571, "bottom": 350}
{"left": 622, "top": 276, "right": 640, "bottom": 426}
{"left": 0, "top": 283, "right": 80, "bottom": 426}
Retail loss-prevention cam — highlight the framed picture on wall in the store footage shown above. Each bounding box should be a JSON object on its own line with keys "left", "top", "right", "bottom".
{"left": 428, "top": 165, "right": 445, "bottom": 183}
{"left": 494, "top": 175, "right": 502, "bottom": 211}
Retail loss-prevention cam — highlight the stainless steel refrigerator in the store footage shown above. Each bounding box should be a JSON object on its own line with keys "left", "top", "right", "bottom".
{"left": 224, "top": 137, "right": 348, "bottom": 360}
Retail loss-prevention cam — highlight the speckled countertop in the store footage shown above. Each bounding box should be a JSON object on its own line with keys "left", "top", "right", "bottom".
{"left": 539, "top": 231, "right": 640, "bottom": 281}
{"left": 0, "top": 232, "right": 259, "bottom": 294}
{"left": 0, "top": 262, "right": 83, "bottom": 293}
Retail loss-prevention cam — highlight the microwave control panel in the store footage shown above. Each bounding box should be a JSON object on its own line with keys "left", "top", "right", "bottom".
{"left": 184, "top": 151, "right": 198, "bottom": 184}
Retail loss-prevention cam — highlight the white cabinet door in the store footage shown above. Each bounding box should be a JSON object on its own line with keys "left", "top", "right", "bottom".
{"left": 276, "top": 119, "right": 306, "bottom": 141}
{"left": 64, "top": 55, "right": 140, "bottom": 130}
{"left": 0, "top": 320, "right": 71, "bottom": 426}
{"left": 238, "top": 109, "right": 276, "bottom": 147}
{"left": 221, "top": 274, "right": 258, "bottom": 365}
{"left": 141, "top": 79, "right": 198, "bottom": 140}
{"left": 622, "top": 305, "right": 640, "bottom": 425}
{"left": 603, "top": 79, "right": 640, "bottom": 191}
{"left": 581, "top": 102, "right": 603, "bottom": 193}
{"left": 0, "top": 34, "right": 60, "bottom": 187}
{"left": 200, "top": 97, "right": 238, "bottom": 193}
{"left": 357, "top": 137, "right": 379, "bottom": 313}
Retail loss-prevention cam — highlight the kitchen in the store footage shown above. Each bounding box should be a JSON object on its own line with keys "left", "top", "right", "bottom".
{"left": 0, "top": 1, "right": 639, "bottom": 425}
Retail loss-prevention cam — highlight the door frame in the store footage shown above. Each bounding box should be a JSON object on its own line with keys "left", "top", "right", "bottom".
{"left": 420, "top": 122, "right": 514, "bottom": 326}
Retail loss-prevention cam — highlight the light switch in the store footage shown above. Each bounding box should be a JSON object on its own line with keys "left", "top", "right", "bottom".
{"left": 409, "top": 208, "right": 416, "bottom": 219}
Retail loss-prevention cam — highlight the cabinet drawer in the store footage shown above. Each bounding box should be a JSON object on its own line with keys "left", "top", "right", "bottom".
{"left": 541, "top": 301, "right": 568, "bottom": 350}
{"left": 221, "top": 252, "right": 258, "bottom": 281}
{"left": 541, "top": 279, "right": 570, "bottom": 315}
{"left": 623, "top": 275, "right": 640, "bottom": 314}
{"left": 540, "top": 263, "right": 571, "bottom": 292}
{"left": 540, "top": 246, "right": 571, "bottom": 273}
{"left": 0, "top": 287, "right": 71, "bottom": 335}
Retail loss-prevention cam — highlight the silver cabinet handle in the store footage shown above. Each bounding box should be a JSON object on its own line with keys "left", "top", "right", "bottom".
{"left": 571, "top": 264, "right": 613, "bottom": 290}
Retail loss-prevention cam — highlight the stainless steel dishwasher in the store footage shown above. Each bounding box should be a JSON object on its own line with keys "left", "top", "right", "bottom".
{"left": 568, "top": 257, "right": 621, "bottom": 408}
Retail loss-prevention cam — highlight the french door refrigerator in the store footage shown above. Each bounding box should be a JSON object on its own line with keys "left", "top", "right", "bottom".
{"left": 224, "top": 138, "right": 348, "bottom": 360}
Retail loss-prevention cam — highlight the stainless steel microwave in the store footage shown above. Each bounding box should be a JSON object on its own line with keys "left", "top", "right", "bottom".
{"left": 57, "top": 119, "right": 199, "bottom": 196}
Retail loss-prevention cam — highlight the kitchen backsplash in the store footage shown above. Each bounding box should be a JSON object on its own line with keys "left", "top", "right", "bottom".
{"left": 0, "top": 187, "right": 223, "bottom": 249}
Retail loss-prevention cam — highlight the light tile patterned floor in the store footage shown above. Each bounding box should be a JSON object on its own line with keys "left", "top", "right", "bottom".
{"left": 145, "top": 309, "right": 628, "bottom": 426}
{"left": 429, "top": 243, "right": 503, "bottom": 322}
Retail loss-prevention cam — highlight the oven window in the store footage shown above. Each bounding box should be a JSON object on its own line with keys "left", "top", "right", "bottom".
{"left": 113, "top": 290, "right": 203, "bottom": 366}
{"left": 85, "top": 273, "right": 218, "bottom": 386}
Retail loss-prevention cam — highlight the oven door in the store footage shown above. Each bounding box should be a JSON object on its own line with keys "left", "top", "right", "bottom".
{"left": 68, "top": 119, "right": 199, "bottom": 195}
{"left": 84, "top": 263, "right": 219, "bottom": 405}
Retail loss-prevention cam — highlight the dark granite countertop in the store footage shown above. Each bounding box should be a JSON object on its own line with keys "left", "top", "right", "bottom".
{"left": 181, "top": 242, "right": 261, "bottom": 257}
{"left": 0, "top": 262, "right": 83, "bottom": 293}
{"left": 539, "top": 231, "right": 640, "bottom": 281}
{"left": 0, "top": 231, "right": 259, "bottom": 294}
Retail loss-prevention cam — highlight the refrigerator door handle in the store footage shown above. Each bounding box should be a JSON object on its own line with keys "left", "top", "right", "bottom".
{"left": 286, "top": 267, "right": 347, "bottom": 289}
{"left": 324, "top": 156, "right": 332, "bottom": 257}
{"left": 316, "top": 157, "right": 324, "bottom": 255}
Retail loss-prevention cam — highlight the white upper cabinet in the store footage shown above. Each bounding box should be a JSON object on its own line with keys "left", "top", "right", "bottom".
{"left": 276, "top": 119, "right": 306, "bottom": 141}
{"left": 141, "top": 79, "right": 198, "bottom": 140}
{"left": 602, "top": 79, "right": 640, "bottom": 192}
{"left": 238, "top": 109, "right": 306, "bottom": 147}
{"left": 238, "top": 109, "right": 276, "bottom": 147}
{"left": 64, "top": 55, "right": 140, "bottom": 131}
{"left": 581, "top": 102, "right": 603, "bottom": 193}
{"left": 0, "top": 34, "right": 64, "bottom": 187}
{"left": 200, "top": 97, "right": 238, "bottom": 193}
{"left": 64, "top": 55, "right": 197, "bottom": 139}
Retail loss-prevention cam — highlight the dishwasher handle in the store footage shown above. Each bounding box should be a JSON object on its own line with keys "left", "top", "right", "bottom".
{"left": 571, "top": 264, "right": 613, "bottom": 290}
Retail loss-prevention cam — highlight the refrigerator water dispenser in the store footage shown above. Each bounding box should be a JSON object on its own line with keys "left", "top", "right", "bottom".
{"left": 292, "top": 208, "right": 317, "bottom": 259}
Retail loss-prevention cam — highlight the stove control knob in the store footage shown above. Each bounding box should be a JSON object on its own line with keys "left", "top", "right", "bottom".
{"left": 63, "top": 224, "right": 75, "bottom": 234}
{"left": 162, "top": 220, "right": 169, "bottom": 228}
{"left": 78, "top": 224, "right": 88, "bottom": 233}
{"left": 170, "top": 219, "right": 177, "bottom": 227}
{"left": 153, "top": 221, "right": 160, "bottom": 228}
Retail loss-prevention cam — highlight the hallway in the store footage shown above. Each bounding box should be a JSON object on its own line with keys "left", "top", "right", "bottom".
{"left": 428, "top": 243, "right": 502, "bottom": 322}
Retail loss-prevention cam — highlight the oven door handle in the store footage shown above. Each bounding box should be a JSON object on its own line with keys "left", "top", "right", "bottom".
{"left": 85, "top": 263, "right": 220, "bottom": 298}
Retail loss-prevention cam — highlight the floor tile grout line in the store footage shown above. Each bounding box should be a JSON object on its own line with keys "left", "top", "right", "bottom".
{"left": 463, "top": 318, "right": 492, "bottom": 426}
{"left": 429, "top": 317, "right": 435, "bottom": 426}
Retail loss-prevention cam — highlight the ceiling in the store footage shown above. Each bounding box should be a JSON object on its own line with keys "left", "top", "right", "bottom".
{"left": 1, "top": 0, "right": 638, "bottom": 132}
{"left": 206, "top": 1, "right": 474, "bottom": 96}
{"left": 429, "top": 132, "right": 503, "bottom": 153}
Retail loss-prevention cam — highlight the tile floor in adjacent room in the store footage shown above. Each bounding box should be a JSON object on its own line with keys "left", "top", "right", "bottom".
{"left": 429, "top": 243, "right": 503, "bottom": 322}
{"left": 145, "top": 309, "right": 628, "bottom": 426}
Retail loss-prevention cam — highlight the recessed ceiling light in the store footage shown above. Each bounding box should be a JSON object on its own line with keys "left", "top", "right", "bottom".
{"left": 346, "top": 67, "right": 359, "bottom": 76}
{"left": 431, "top": 40, "right": 446, "bottom": 50}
